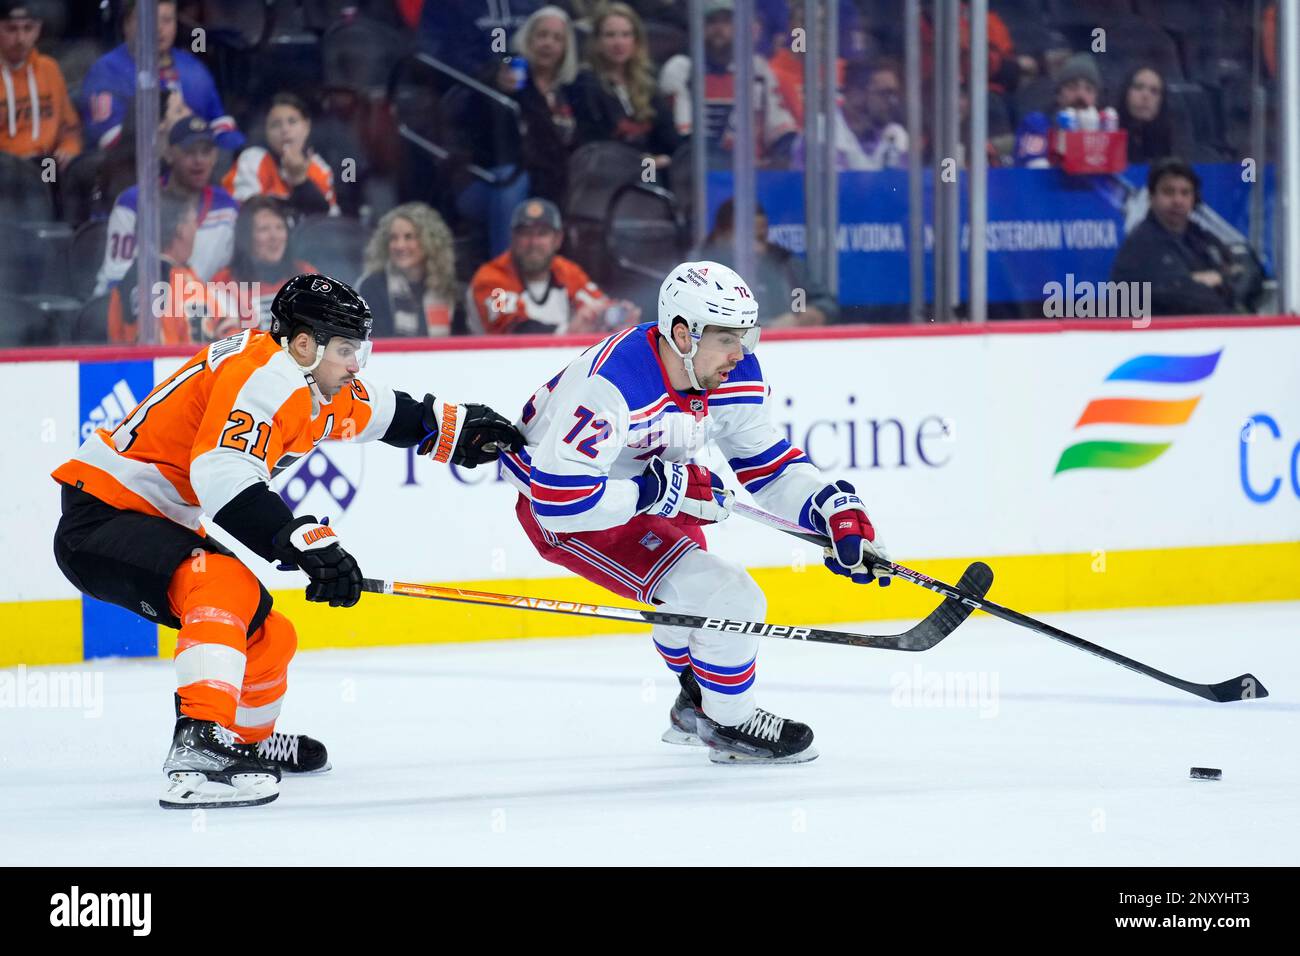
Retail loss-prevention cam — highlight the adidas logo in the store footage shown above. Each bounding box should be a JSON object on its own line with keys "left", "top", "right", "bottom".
{"left": 82, "top": 379, "right": 140, "bottom": 441}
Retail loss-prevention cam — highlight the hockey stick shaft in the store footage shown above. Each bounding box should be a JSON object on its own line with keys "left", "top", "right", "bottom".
{"left": 731, "top": 502, "right": 1268, "bottom": 702}
{"left": 361, "top": 578, "right": 940, "bottom": 651}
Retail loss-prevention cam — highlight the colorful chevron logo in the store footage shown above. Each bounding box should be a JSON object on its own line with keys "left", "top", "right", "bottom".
{"left": 1054, "top": 350, "right": 1222, "bottom": 474}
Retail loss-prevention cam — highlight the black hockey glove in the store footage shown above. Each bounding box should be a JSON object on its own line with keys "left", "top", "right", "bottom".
{"left": 272, "top": 516, "right": 364, "bottom": 608}
{"left": 417, "top": 394, "right": 524, "bottom": 467}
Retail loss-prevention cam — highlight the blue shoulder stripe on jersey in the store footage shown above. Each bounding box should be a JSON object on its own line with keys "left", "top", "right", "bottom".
{"left": 728, "top": 440, "right": 811, "bottom": 494}
{"left": 529, "top": 467, "right": 606, "bottom": 487}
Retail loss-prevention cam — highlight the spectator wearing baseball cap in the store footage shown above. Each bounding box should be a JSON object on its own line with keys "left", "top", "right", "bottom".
{"left": 0, "top": 1, "right": 81, "bottom": 166}
{"left": 94, "top": 114, "right": 237, "bottom": 296}
{"left": 467, "top": 197, "right": 641, "bottom": 335}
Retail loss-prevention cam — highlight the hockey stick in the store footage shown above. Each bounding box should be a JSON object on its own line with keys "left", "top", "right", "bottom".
{"left": 732, "top": 501, "right": 1269, "bottom": 703}
{"left": 360, "top": 566, "right": 991, "bottom": 651}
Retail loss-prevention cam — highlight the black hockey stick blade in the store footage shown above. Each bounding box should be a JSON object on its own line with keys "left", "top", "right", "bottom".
{"left": 891, "top": 560, "right": 993, "bottom": 651}
{"left": 361, "top": 571, "right": 988, "bottom": 652}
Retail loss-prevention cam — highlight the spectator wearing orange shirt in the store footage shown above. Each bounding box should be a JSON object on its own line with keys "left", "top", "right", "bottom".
{"left": 222, "top": 93, "right": 336, "bottom": 218}
{"left": 467, "top": 198, "right": 640, "bottom": 335}
{"left": 0, "top": 1, "right": 80, "bottom": 165}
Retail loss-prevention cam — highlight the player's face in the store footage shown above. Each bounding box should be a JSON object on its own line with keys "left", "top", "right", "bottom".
{"left": 266, "top": 105, "right": 309, "bottom": 154}
{"left": 0, "top": 16, "right": 40, "bottom": 66}
{"left": 692, "top": 326, "right": 746, "bottom": 390}
{"left": 310, "top": 336, "right": 367, "bottom": 397}
{"left": 251, "top": 208, "right": 288, "bottom": 264}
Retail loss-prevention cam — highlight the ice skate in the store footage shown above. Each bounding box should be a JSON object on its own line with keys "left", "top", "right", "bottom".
{"left": 661, "top": 667, "right": 706, "bottom": 746}
{"left": 160, "top": 717, "right": 281, "bottom": 809}
{"left": 696, "top": 708, "right": 819, "bottom": 764}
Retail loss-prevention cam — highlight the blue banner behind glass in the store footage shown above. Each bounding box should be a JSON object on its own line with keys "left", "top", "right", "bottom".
{"left": 707, "top": 163, "right": 1272, "bottom": 307}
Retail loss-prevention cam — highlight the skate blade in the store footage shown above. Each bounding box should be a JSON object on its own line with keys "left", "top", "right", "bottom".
{"left": 707, "top": 745, "right": 820, "bottom": 765}
{"left": 661, "top": 727, "right": 705, "bottom": 747}
{"left": 159, "top": 771, "right": 280, "bottom": 809}
{"left": 282, "top": 761, "right": 332, "bottom": 775}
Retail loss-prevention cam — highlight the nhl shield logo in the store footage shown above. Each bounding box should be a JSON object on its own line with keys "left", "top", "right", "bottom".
{"left": 689, "top": 398, "right": 704, "bottom": 413}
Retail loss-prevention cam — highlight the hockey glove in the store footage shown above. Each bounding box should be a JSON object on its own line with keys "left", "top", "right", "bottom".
{"left": 418, "top": 395, "right": 524, "bottom": 467}
{"left": 272, "top": 516, "right": 364, "bottom": 608}
{"left": 636, "top": 459, "right": 734, "bottom": 525}
{"left": 809, "top": 480, "right": 891, "bottom": 586}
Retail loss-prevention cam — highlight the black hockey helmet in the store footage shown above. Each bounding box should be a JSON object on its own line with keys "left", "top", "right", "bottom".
{"left": 269, "top": 274, "right": 373, "bottom": 347}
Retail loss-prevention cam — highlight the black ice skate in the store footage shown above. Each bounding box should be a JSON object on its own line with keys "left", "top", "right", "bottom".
{"left": 160, "top": 717, "right": 281, "bottom": 809}
{"left": 661, "top": 667, "right": 705, "bottom": 746}
{"left": 256, "top": 732, "right": 331, "bottom": 774}
{"left": 696, "top": 708, "right": 819, "bottom": 764}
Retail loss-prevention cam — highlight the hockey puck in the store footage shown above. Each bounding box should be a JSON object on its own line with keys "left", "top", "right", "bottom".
{"left": 1190, "top": 767, "right": 1222, "bottom": 780}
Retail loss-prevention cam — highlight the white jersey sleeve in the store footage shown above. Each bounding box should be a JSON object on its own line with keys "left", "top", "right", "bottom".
{"left": 93, "top": 200, "right": 136, "bottom": 296}
{"left": 527, "top": 374, "right": 642, "bottom": 533}
{"left": 716, "top": 382, "right": 825, "bottom": 531}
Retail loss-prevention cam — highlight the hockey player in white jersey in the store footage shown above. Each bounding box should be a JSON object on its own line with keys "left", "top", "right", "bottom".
{"left": 502, "top": 261, "right": 891, "bottom": 762}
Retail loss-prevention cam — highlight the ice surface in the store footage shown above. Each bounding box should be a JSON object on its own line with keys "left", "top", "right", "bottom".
{"left": 2, "top": 602, "right": 1297, "bottom": 866}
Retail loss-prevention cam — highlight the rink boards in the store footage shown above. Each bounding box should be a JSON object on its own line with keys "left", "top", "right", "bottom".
{"left": 2, "top": 318, "right": 1298, "bottom": 666}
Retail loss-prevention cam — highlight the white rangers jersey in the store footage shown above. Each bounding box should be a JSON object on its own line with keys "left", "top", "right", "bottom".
{"left": 501, "top": 323, "right": 825, "bottom": 534}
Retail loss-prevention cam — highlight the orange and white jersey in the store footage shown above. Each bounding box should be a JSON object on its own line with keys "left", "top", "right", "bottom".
{"left": 466, "top": 251, "right": 606, "bottom": 335}
{"left": 221, "top": 145, "right": 337, "bottom": 213}
{"left": 52, "top": 329, "right": 394, "bottom": 533}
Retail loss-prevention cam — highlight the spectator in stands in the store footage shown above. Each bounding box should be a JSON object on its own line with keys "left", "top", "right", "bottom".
{"left": 510, "top": 5, "right": 579, "bottom": 205}
{"left": 1109, "top": 159, "right": 1250, "bottom": 316}
{"left": 794, "top": 59, "right": 907, "bottom": 171}
{"left": 658, "top": 0, "right": 795, "bottom": 165}
{"left": 467, "top": 197, "right": 639, "bottom": 334}
{"left": 80, "top": 0, "right": 243, "bottom": 153}
{"left": 108, "top": 192, "right": 225, "bottom": 344}
{"left": 94, "top": 115, "right": 237, "bottom": 295}
{"left": 921, "top": 2, "right": 1017, "bottom": 95}
{"left": 700, "top": 198, "right": 837, "bottom": 327}
{"left": 0, "top": 2, "right": 81, "bottom": 166}
{"left": 207, "top": 197, "right": 314, "bottom": 337}
{"left": 222, "top": 93, "right": 337, "bottom": 218}
{"left": 357, "top": 202, "right": 459, "bottom": 338}
{"left": 1014, "top": 53, "right": 1102, "bottom": 168}
{"left": 571, "top": 3, "right": 679, "bottom": 171}
{"left": 766, "top": 0, "right": 849, "bottom": 128}
{"left": 1117, "top": 66, "right": 1183, "bottom": 165}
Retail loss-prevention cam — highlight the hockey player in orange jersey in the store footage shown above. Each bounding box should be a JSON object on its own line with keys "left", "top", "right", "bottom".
{"left": 52, "top": 274, "right": 523, "bottom": 809}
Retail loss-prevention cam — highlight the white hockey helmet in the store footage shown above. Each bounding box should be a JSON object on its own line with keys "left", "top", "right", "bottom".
{"left": 657, "top": 260, "right": 760, "bottom": 389}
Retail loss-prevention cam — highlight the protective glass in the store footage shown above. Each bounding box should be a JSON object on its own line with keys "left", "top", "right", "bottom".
{"left": 325, "top": 336, "right": 371, "bottom": 369}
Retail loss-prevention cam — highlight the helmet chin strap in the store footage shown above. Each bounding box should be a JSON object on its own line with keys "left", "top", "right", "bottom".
{"left": 280, "top": 336, "right": 327, "bottom": 373}
{"left": 663, "top": 330, "right": 704, "bottom": 391}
